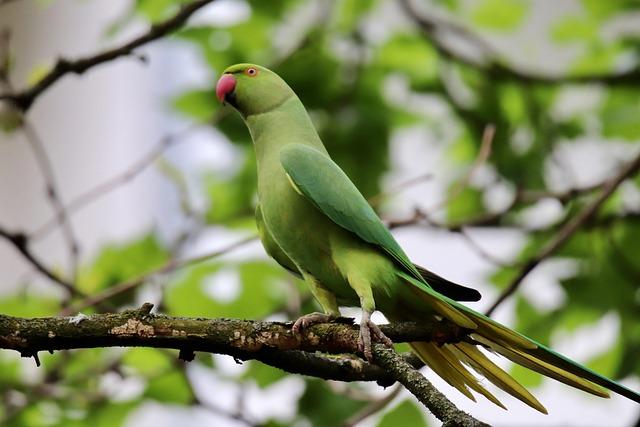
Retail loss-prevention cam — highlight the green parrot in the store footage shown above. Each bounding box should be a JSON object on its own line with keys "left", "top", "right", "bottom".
{"left": 216, "top": 63, "right": 640, "bottom": 413}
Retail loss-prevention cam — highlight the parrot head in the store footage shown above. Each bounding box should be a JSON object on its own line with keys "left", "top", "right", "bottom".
{"left": 216, "top": 64, "right": 295, "bottom": 117}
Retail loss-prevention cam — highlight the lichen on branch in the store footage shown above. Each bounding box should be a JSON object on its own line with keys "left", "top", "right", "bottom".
{"left": 0, "top": 304, "right": 488, "bottom": 426}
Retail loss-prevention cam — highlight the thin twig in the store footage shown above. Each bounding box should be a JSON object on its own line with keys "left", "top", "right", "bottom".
{"left": 0, "top": 0, "right": 219, "bottom": 110}
{"left": 368, "top": 172, "right": 434, "bottom": 207}
{"left": 0, "top": 226, "right": 82, "bottom": 297}
{"left": 178, "top": 362, "right": 258, "bottom": 427}
{"left": 342, "top": 384, "right": 403, "bottom": 427}
{"left": 30, "top": 124, "right": 201, "bottom": 241}
{"left": 21, "top": 120, "right": 80, "bottom": 283}
{"left": 428, "top": 123, "right": 495, "bottom": 214}
{"left": 399, "top": 0, "right": 640, "bottom": 86}
{"left": 373, "top": 344, "right": 489, "bottom": 427}
{"left": 59, "top": 234, "right": 257, "bottom": 315}
{"left": 459, "top": 229, "right": 516, "bottom": 268}
{"left": 486, "top": 150, "right": 640, "bottom": 315}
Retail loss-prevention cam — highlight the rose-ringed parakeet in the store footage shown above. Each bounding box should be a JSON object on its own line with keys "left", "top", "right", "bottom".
{"left": 216, "top": 63, "right": 640, "bottom": 413}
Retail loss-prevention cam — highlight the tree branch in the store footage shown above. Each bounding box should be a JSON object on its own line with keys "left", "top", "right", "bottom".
{"left": 0, "top": 0, "right": 218, "bottom": 111}
{"left": 0, "top": 226, "right": 82, "bottom": 297}
{"left": 58, "top": 234, "right": 257, "bottom": 316}
{"left": 399, "top": 0, "right": 640, "bottom": 86}
{"left": 0, "top": 306, "right": 485, "bottom": 424}
{"left": 374, "top": 344, "right": 489, "bottom": 427}
{"left": 486, "top": 150, "right": 640, "bottom": 315}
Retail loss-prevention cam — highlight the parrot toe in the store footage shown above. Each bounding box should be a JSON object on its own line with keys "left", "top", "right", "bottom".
{"left": 358, "top": 311, "right": 394, "bottom": 362}
{"left": 291, "top": 312, "right": 336, "bottom": 334}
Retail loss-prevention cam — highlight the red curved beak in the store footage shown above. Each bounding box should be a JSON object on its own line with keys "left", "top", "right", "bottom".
{"left": 216, "top": 74, "right": 236, "bottom": 103}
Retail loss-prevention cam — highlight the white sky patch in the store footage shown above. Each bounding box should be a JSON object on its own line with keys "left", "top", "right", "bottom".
{"left": 187, "top": 0, "right": 251, "bottom": 27}
{"left": 243, "top": 376, "right": 307, "bottom": 423}
{"left": 520, "top": 258, "right": 574, "bottom": 312}
{"left": 517, "top": 198, "right": 565, "bottom": 230}
{"left": 553, "top": 311, "right": 619, "bottom": 363}
{"left": 484, "top": 179, "right": 516, "bottom": 213}
{"left": 468, "top": 163, "right": 498, "bottom": 188}
{"left": 187, "top": 363, "right": 243, "bottom": 409}
{"left": 621, "top": 181, "right": 640, "bottom": 211}
{"left": 551, "top": 85, "right": 604, "bottom": 121}
{"left": 212, "top": 353, "right": 248, "bottom": 377}
{"left": 202, "top": 267, "right": 241, "bottom": 303}
{"left": 546, "top": 140, "right": 640, "bottom": 192}
{"left": 510, "top": 126, "right": 534, "bottom": 155}
{"left": 99, "top": 371, "right": 145, "bottom": 402}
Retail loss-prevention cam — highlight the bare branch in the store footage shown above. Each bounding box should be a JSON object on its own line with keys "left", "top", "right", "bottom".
{"left": 59, "top": 234, "right": 257, "bottom": 315}
{"left": 0, "top": 0, "right": 219, "bottom": 111}
{"left": 30, "top": 124, "right": 202, "bottom": 241}
{"left": 399, "top": 0, "right": 640, "bottom": 86}
{"left": 21, "top": 120, "right": 80, "bottom": 283}
{"left": 0, "top": 307, "right": 481, "bottom": 423}
{"left": 368, "top": 172, "right": 434, "bottom": 208}
{"left": 0, "top": 0, "right": 20, "bottom": 7}
{"left": 0, "top": 226, "right": 82, "bottom": 298}
{"left": 429, "top": 123, "right": 495, "bottom": 214}
{"left": 373, "top": 344, "right": 489, "bottom": 427}
{"left": 342, "top": 384, "right": 402, "bottom": 427}
{"left": 486, "top": 150, "right": 640, "bottom": 315}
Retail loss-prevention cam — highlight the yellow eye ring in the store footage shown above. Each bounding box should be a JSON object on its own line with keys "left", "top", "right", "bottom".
{"left": 245, "top": 67, "right": 258, "bottom": 77}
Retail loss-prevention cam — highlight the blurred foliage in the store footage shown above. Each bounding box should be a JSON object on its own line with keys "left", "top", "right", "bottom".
{"left": 2, "top": 0, "right": 640, "bottom": 426}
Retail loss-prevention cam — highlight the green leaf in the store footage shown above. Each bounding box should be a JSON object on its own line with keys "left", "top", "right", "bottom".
{"left": 0, "top": 294, "right": 59, "bottom": 317}
{"left": 375, "top": 35, "right": 438, "bottom": 85}
{"left": 298, "top": 380, "right": 367, "bottom": 427}
{"left": 587, "top": 335, "right": 623, "bottom": 378}
{"left": 0, "top": 353, "right": 22, "bottom": 385}
{"left": 570, "top": 43, "right": 623, "bottom": 76}
{"left": 145, "top": 371, "right": 192, "bottom": 404}
{"left": 166, "top": 260, "right": 289, "bottom": 318}
{"left": 27, "top": 63, "right": 51, "bottom": 86}
{"left": 600, "top": 89, "right": 640, "bottom": 141}
{"left": 79, "top": 233, "right": 169, "bottom": 295}
{"left": 135, "top": 0, "right": 184, "bottom": 22}
{"left": 172, "top": 88, "right": 219, "bottom": 122}
{"left": 446, "top": 187, "right": 485, "bottom": 223}
{"left": 469, "top": 0, "right": 528, "bottom": 31}
{"left": 499, "top": 84, "right": 526, "bottom": 123}
{"left": 377, "top": 400, "right": 427, "bottom": 427}
{"left": 335, "top": 0, "right": 376, "bottom": 31}
{"left": 205, "top": 150, "right": 257, "bottom": 225}
{"left": 243, "top": 360, "right": 287, "bottom": 388}
{"left": 0, "top": 104, "right": 22, "bottom": 133}
{"left": 581, "top": 0, "right": 623, "bottom": 19}
{"left": 75, "top": 400, "right": 142, "bottom": 427}
{"left": 122, "top": 348, "right": 172, "bottom": 376}
{"left": 551, "top": 16, "right": 598, "bottom": 43}
{"left": 510, "top": 363, "right": 544, "bottom": 388}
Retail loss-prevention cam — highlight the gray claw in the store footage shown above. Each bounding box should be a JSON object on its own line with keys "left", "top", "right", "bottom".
{"left": 358, "top": 311, "right": 394, "bottom": 362}
{"left": 292, "top": 312, "right": 335, "bottom": 334}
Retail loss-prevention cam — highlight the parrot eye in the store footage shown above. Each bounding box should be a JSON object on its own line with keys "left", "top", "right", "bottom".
{"left": 245, "top": 67, "right": 258, "bottom": 77}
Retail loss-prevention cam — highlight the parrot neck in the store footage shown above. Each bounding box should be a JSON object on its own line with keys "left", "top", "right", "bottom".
{"left": 245, "top": 96, "right": 328, "bottom": 169}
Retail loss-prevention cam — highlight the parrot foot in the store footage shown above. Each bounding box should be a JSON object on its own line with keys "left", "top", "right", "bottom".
{"left": 358, "top": 311, "right": 394, "bottom": 362}
{"left": 291, "top": 312, "right": 336, "bottom": 334}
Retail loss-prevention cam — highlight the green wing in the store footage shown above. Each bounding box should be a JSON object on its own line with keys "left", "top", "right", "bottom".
{"left": 280, "top": 144, "right": 424, "bottom": 283}
{"left": 256, "top": 203, "right": 302, "bottom": 278}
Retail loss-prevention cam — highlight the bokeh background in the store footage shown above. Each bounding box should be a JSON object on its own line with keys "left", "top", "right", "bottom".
{"left": 1, "top": 0, "right": 639, "bottom": 426}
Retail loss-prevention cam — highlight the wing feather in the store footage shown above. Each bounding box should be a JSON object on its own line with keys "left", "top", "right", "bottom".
{"left": 280, "top": 144, "right": 424, "bottom": 282}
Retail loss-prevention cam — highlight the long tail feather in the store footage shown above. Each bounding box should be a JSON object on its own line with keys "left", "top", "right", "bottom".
{"left": 451, "top": 342, "right": 548, "bottom": 413}
{"left": 432, "top": 343, "right": 507, "bottom": 409}
{"left": 397, "top": 270, "right": 640, "bottom": 409}
{"left": 471, "top": 335, "right": 609, "bottom": 398}
{"left": 411, "top": 341, "right": 476, "bottom": 401}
